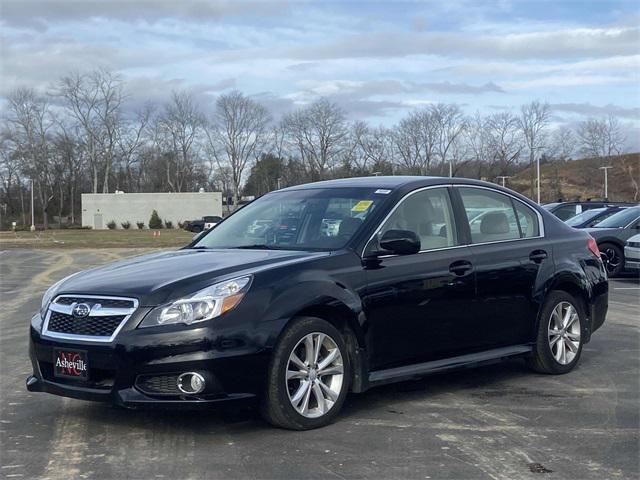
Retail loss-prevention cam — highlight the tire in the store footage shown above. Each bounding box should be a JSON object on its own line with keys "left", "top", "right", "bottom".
{"left": 527, "top": 291, "right": 586, "bottom": 374}
{"left": 599, "top": 242, "right": 623, "bottom": 277}
{"left": 261, "top": 317, "right": 351, "bottom": 430}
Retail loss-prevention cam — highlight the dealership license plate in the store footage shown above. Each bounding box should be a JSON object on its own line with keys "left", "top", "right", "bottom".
{"left": 53, "top": 348, "right": 89, "bottom": 380}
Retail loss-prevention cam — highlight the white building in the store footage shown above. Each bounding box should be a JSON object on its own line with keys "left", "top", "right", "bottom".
{"left": 81, "top": 192, "right": 222, "bottom": 229}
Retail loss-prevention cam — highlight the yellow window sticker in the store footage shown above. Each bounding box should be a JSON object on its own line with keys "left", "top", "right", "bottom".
{"left": 351, "top": 200, "right": 373, "bottom": 212}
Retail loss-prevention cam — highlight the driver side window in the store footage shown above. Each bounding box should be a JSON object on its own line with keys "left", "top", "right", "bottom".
{"left": 376, "top": 188, "right": 459, "bottom": 253}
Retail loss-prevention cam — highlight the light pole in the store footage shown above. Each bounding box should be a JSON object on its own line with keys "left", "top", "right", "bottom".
{"left": 30, "top": 179, "right": 36, "bottom": 231}
{"left": 599, "top": 166, "right": 613, "bottom": 200}
{"left": 448, "top": 160, "right": 453, "bottom": 178}
{"left": 536, "top": 156, "right": 541, "bottom": 204}
{"left": 496, "top": 176, "right": 511, "bottom": 187}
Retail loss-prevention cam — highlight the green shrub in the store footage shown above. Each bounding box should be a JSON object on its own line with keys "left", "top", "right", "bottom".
{"left": 149, "top": 210, "right": 163, "bottom": 229}
{"left": 121, "top": 221, "right": 131, "bottom": 230}
{"left": 164, "top": 220, "right": 173, "bottom": 229}
{"left": 177, "top": 220, "right": 184, "bottom": 229}
{"left": 136, "top": 221, "right": 145, "bottom": 230}
{"left": 107, "top": 220, "right": 117, "bottom": 230}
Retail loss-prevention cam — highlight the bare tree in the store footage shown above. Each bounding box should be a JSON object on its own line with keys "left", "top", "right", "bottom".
{"left": 159, "top": 90, "right": 205, "bottom": 192}
{"left": 577, "top": 115, "right": 626, "bottom": 161}
{"left": 5, "top": 88, "right": 57, "bottom": 228}
{"left": 205, "top": 91, "right": 271, "bottom": 206}
{"left": 57, "top": 69, "right": 125, "bottom": 193}
{"left": 519, "top": 101, "right": 551, "bottom": 201}
{"left": 549, "top": 126, "right": 576, "bottom": 161}
{"left": 430, "top": 103, "right": 466, "bottom": 176}
{"left": 485, "top": 112, "right": 524, "bottom": 177}
{"left": 282, "top": 98, "right": 348, "bottom": 180}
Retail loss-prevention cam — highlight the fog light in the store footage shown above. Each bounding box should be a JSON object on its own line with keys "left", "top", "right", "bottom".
{"left": 176, "top": 372, "right": 206, "bottom": 394}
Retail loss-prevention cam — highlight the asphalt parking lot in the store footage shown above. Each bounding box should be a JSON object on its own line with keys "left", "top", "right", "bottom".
{"left": 1, "top": 249, "right": 638, "bottom": 480}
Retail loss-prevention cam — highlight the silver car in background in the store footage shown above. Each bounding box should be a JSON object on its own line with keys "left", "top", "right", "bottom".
{"left": 624, "top": 234, "right": 640, "bottom": 272}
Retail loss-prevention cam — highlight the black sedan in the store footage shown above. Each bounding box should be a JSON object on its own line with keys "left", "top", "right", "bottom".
{"left": 586, "top": 206, "right": 640, "bottom": 276}
{"left": 27, "top": 177, "right": 608, "bottom": 430}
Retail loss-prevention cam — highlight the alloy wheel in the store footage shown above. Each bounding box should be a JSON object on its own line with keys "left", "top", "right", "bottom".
{"left": 548, "top": 301, "right": 581, "bottom": 365}
{"left": 601, "top": 246, "right": 621, "bottom": 275}
{"left": 286, "top": 332, "right": 344, "bottom": 418}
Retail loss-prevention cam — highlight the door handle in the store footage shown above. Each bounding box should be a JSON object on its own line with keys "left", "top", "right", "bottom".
{"left": 529, "top": 250, "right": 548, "bottom": 263}
{"left": 449, "top": 260, "right": 473, "bottom": 276}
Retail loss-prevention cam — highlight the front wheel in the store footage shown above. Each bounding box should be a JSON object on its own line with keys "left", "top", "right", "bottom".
{"left": 528, "top": 291, "right": 585, "bottom": 374}
{"left": 261, "top": 317, "right": 351, "bottom": 430}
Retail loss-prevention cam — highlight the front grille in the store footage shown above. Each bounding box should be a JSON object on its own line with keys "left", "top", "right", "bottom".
{"left": 48, "top": 311, "right": 125, "bottom": 337}
{"left": 135, "top": 374, "right": 181, "bottom": 395}
{"left": 43, "top": 294, "right": 138, "bottom": 342}
{"left": 54, "top": 297, "right": 135, "bottom": 309}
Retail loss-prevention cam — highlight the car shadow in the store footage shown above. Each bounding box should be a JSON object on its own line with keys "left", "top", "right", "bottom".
{"left": 72, "top": 357, "right": 538, "bottom": 433}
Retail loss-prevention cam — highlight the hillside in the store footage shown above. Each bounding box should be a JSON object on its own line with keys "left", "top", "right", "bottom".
{"left": 508, "top": 153, "right": 639, "bottom": 203}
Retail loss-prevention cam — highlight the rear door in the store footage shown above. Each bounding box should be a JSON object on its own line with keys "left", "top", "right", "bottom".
{"left": 454, "top": 186, "right": 550, "bottom": 349}
{"left": 363, "top": 187, "right": 477, "bottom": 369}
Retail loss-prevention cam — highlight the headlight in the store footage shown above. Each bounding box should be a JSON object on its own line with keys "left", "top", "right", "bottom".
{"left": 139, "top": 275, "right": 252, "bottom": 328}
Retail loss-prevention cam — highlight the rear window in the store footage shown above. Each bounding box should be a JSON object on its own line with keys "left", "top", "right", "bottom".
{"left": 460, "top": 188, "right": 539, "bottom": 243}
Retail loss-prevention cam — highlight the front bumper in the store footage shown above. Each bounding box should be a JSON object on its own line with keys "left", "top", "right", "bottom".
{"left": 27, "top": 313, "right": 270, "bottom": 408}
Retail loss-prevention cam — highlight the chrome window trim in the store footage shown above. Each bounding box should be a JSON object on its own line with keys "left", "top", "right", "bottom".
{"left": 362, "top": 183, "right": 545, "bottom": 259}
{"left": 42, "top": 294, "right": 139, "bottom": 343}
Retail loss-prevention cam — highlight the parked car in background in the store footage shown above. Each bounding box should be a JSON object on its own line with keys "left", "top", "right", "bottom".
{"left": 184, "top": 216, "right": 223, "bottom": 233}
{"left": 543, "top": 201, "right": 636, "bottom": 221}
{"left": 624, "top": 234, "right": 640, "bottom": 272}
{"left": 28, "top": 177, "right": 608, "bottom": 430}
{"left": 565, "top": 206, "right": 628, "bottom": 229}
{"left": 586, "top": 206, "right": 640, "bottom": 276}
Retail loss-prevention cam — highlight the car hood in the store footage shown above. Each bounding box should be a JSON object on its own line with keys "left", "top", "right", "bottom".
{"left": 54, "top": 248, "right": 329, "bottom": 306}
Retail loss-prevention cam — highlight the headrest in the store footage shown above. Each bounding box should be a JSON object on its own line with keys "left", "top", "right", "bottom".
{"left": 480, "top": 211, "right": 510, "bottom": 234}
{"left": 338, "top": 217, "right": 363, "bottom": 237}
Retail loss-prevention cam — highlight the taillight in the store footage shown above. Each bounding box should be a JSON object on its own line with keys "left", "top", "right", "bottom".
{"left": 587, "top": 237, "right": 600, "bottom": 258}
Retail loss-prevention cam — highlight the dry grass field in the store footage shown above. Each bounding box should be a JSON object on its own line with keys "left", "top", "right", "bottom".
{"left": 0, "top": 228, "right": 194, "bottom": 249}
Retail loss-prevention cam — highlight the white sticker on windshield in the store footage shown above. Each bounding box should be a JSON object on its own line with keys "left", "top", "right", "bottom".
{"left": 375, "top": 189, "right": 391, "bottom": 194}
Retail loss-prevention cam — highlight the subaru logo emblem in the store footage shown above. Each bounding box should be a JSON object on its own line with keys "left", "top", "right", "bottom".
{"left": 72, "top": 303, "right": 91, "bottom": 318}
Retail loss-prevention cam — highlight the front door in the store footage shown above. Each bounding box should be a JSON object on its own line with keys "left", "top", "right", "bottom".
{"left": 362, "top": 187, "right": 477, "bottom": 370}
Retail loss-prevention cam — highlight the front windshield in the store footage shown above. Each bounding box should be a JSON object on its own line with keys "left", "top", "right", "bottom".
{"left": 592, "top": 206, "right": 640, "bottom": 228}
{"left": 193, "top": 187, "right": 389, "bottom": 250}
{"left": 566, "top": 208, "right": 605, "bottom": 226}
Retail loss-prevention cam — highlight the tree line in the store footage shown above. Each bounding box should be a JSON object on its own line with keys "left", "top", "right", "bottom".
{"left": 0, "top": 68, "right": 632, "bottom": 228}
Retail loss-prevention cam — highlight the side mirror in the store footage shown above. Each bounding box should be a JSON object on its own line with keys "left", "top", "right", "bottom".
{"left": 379, "top": 229, "right": 421, "bottom": 255}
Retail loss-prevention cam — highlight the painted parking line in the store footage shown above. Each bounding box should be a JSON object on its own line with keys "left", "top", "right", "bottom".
{"left": 613, "top": 287, "right": 640, "bottom": 290}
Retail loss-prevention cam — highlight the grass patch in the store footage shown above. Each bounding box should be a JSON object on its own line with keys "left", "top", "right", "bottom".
{"left": 0, "top": 229, "right": 195, "bottom": 249}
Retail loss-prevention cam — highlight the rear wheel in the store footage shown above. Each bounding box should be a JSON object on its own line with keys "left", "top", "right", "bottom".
{"left": 261, "top": 317, "right": 350, "bottom": 430}
{"left": 528, "top": 291, "right": 585, "bottom": 374}
{"left": 600, "top": 242, "right": 623, "bottom": 277}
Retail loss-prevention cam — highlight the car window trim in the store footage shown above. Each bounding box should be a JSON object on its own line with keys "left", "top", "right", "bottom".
{"left": 362, "top": 183, "right": 546, "bottom": 259}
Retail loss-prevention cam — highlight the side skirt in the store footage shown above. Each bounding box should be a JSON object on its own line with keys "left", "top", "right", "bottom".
{"left": 368, "top": 345, "right": 532, "bottom": 387}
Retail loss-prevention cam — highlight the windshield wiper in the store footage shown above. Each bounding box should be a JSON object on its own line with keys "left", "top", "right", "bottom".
{"left": 233, "top": 244, "right": 283, "bottom": 250}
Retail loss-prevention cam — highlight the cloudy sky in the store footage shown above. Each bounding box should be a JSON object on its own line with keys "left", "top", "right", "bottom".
{"left": 1, "top": 0, "right": 639, "bottom": 140}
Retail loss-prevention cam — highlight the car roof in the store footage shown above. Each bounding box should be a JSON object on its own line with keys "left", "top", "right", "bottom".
{"left": 277, "top": 176, "right": 499, "bottom": 191}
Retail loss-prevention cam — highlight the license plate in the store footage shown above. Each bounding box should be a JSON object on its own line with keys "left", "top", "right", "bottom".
{"left": 53, "top": 349, "right": 88, "bottom": 380}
